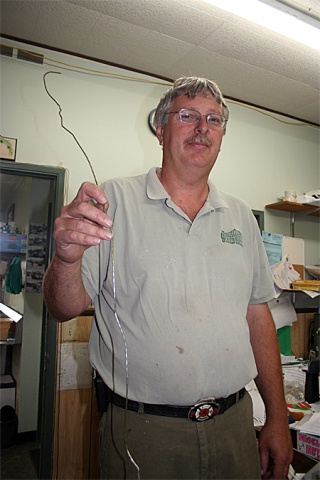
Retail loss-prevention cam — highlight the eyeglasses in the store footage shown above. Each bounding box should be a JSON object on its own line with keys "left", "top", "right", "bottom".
{"left": 167, "top": 108, "right": 227, "bottom": 129}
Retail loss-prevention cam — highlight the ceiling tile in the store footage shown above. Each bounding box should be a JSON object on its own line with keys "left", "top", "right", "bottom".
{"left": 67, "top": 0, "right": 228, "bottom": 45}
{"left": 30, "top": 2, "right": 98, "bottom": 51}
{"left": 1, "top": 1, "right": 42, "bottom": 38}
{"left": 78, "top": 16, "right": 149, "bottom": 64}
{"left": 123, "top": 32, "right": 194, "bottom": 75}
{"left": 199, "top": 17, "right": 320, "bottom": 89}
{"left": 163, "top": 46, "right": 319, "bottom": 118}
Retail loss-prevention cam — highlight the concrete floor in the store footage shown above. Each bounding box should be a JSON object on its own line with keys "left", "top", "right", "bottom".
{"left": 1, "top": 440, "right": 39, "bottom": 479}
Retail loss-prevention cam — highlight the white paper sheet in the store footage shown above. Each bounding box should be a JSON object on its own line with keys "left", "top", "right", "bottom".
{"left": 268, "top": 293, "right": 297, "bottom": 329}
{"left": 283, "top": 366, "right": 306, "bottom": 387}
{"left": 246, "top": 380, "right": 266, "bottom": 426}
{"left": 294, "top": 413, "right": 320, "bottom": 436}
{"left": 57, "top": 342, "right": 92, "bottom": 390}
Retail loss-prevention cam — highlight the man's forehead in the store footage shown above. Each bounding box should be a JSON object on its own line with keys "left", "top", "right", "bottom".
{"left": 172, "top": 92, "right": 222, "bottom": 110}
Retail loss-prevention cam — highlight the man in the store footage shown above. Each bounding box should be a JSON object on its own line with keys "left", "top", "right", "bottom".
{"left": 44, "top": 76, "right": 292, "bottom": 479}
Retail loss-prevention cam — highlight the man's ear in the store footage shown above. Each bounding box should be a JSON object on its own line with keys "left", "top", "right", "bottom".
{"left": 156, "top": 125, "right": 164, "bottom": 146}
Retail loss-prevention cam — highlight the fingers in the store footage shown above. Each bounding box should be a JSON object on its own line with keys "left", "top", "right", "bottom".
{"left": 68, "top": 182, "right": 112, "bottom": 226}
{"left": 55, "top": 217, "right": 113, "bottom": 245}
{"left": 259, "top": 439, "right": 292, "bottom": 479}
{"left": 75, "top": 181, "right": 108, "bottom": 206}
{"left": 63, "top": 182, "right": 112, "bottom": 227}
{"left": 53, "top": 182, "right": 113, "bottom": 264}
{"left": 260, "top": 451, "right": 270, "bottom": 479}
{"left": 63, "top": 199, "right": 112, "bottom": 229}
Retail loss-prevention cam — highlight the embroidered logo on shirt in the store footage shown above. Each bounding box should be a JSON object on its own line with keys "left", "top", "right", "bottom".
{"left": 221, "top": 229, "right": 243, "bottom": 247}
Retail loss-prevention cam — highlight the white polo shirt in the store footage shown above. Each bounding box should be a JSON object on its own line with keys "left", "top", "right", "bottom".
{"left": 82, "top": 167, "right": 275, "bottom": 405}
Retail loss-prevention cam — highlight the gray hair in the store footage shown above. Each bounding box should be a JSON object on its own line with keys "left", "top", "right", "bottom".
{"left": 154, "top": 76, "right": 229, "bottom": 133}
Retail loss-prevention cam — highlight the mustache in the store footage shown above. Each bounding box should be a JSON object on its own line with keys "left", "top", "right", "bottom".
{"left": 185, "top": 135, "right": 212, "bottom": 147}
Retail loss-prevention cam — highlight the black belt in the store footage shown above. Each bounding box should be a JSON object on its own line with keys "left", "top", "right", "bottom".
{"left": 104, "top": 385, "right": 246, "bottom": 422}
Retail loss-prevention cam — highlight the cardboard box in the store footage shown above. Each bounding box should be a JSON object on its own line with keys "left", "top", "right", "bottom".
{"left": 0, "top": 319, "right": 13, "bottom": 342}
{"left": 297, "top": 431, "right": 320, "bottom": 461}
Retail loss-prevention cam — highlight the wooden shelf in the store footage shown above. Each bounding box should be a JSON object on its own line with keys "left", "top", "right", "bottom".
{"left": 266, "top": 201, "right": 320, "bottom": 217}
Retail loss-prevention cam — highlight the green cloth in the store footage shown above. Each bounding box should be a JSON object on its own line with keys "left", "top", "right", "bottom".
{"left": 5, "top": 256, "right": 23, "bottom": 294}
{"left": 277, "top": 326, "right": 291, "bottom": 356}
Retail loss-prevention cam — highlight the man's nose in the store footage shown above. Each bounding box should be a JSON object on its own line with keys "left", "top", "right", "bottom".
{"left": 195, "top": 116, "right": 209, "bottom": 134}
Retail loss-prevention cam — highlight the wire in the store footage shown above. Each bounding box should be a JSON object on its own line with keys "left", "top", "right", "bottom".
{"left": 10, "top": 44, "right": 170, "bottom": 87}
{"left": 43, "top": 71, "right": 98, "bottom": 185}
{"left": 227, "top": 99, "right": 317, "bottom": 127}
{"left": 111, "top": 246, "right": 141, "bottom": 479}
{"left": 43, "top": 71, "right": 140, "bottom": 479}
{"left": 2, "top": 41, "right": 319, "bottom": 129}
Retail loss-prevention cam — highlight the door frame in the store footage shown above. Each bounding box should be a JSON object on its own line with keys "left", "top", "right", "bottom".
{"left": 0, "top": 160, "right": 65, "bottom": 479}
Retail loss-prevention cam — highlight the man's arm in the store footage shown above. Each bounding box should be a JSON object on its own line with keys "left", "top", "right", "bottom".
{"left": 43, "top": 255, "right": 91, "bottom": 321}
{"left": 246, "top": 303, "right": 293, "bottom": 479}
{"left": 43, "top": 182, "right": 113, "bottom": 322}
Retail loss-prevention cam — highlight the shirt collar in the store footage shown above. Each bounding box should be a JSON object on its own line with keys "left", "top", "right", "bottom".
{"left": 146, "top": 167, "right": 229, "bottom": 211}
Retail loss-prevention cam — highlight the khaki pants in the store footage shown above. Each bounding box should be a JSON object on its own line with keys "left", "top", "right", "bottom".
{"left": 99, "top": 391, "right": 261, "bottom": 479}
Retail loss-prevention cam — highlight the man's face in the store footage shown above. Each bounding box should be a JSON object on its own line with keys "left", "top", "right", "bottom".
{"left": 156, "top": 92, "right": 225, "bottom": 175}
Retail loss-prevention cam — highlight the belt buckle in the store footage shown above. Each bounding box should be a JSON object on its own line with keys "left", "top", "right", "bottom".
{"left": 188, "top": 398, "right": 219, "bottom": 422}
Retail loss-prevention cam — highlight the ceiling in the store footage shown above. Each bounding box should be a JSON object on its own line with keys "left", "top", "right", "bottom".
{"left": 0, "top": 0, "right": 320, "bottom": 125}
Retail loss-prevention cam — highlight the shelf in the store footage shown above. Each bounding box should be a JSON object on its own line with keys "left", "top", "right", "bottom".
{"left": 266, "top": 201, "right": 320, "bottom": 217}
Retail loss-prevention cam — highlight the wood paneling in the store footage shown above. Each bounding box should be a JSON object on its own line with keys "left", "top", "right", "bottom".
{"left": 61, "top": 315, "right": 93, "bottom": 343}
{"left": 53, "top": 388, "right": 94, "bottom": 479}
{"left": 290, "top": 313, "right": 314, "bottom": 359}
{"left": 53, "top": 316, "right": 100, "bottom": 480}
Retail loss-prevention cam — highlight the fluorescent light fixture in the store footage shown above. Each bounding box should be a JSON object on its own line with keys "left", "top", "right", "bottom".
{"left": 202, "top": 0, "right": 320, "bottom": 51}
{"left": 0, "top": 303, "right": 23, "bottom": 322}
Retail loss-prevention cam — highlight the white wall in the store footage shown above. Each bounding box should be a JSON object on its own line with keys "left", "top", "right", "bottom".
{"left": 1, "top": 38, "right": 319, "bottom": 265}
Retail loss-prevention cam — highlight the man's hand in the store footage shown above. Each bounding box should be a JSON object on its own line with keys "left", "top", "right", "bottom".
{"left": 259, "top": 418, "right": 293, "bottom": 479}
{"left": 43, "top": 182, "right": 113, "bottom": 321}
{"left": 54, "top": 181, "right": 113, "bottom": 265}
